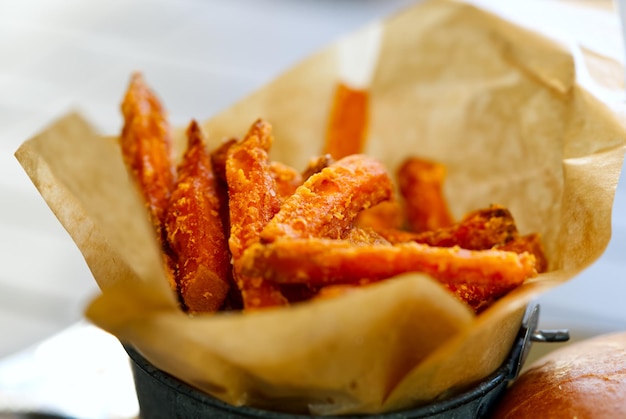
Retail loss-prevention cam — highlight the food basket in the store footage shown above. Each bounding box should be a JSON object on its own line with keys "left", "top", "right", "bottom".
{"left": 124, "top": 304, "right": 567, "bottom": 419}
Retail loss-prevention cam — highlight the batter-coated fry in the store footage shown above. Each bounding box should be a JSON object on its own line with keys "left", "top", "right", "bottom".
{"left": 376, "top": 205, "right": 518, "bottom": 249}
{"left": 324, "top": 83, "right": 369, "bottom": 160}
{"left": 260, "top": 154, "right": 394, "bottom": 243}
{"left": 398, "top": 157, "right": 454, "bottom": 232}
{"left": 344, "top": 227, "right": 390, "bottom": 246}
{"left": 355, "top": 200, "right": 406, "bottom": 232}
{"left": 120, "top": 73, "right": 177, "bottom": 291}
{"left": 226, "top": 119, "right": 287, "bottom": 309}
{"left": 301, "top": 154, "right": 335, "bottom": 181}
{"left": 269, "top": 161, "right": 303, "bottom": 201}
{"left": 120, "top": 73, "right": 176, "bottom": 230}
{"left": 497, "top": 233, "right": 548, "bottom": 273}
{"left": 165, "top": 121, "right": 231, "bottom": 312}
{"left": 241, "top": 239, "right": 537, "bottom": 288}
{"left": 444, "top": 282, "right": 512, "bottom": 313}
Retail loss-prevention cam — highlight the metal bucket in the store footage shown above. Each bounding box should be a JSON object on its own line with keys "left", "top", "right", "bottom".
{"left": 125, "top": 304, "right": 567, "bottom": 419}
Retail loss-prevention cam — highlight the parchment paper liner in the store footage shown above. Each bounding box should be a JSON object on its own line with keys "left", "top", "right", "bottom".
{"left": 15, "top": 0, "right": 626, "bottom": 415}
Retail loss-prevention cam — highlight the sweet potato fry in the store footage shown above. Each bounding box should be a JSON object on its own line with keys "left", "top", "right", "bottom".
{"left": 269, "top": 161, "right": 303, "bottom": 201}
{"left": 398, "top": 157, "right": 454, "bottom": 232}
{"left": 497, "top": 233, "right": 548, "bottom": 273}
{"left": 120, "top": 73, "right": 176, "bottom": 230}
{"left": 444, "top": 282, "right": 513, "bottom": 313}
{"left": 120, "top": 73, "right": 177, "bottom": 291}
{"left": 376, "top": 205, "right": 518, "bottom": 249}
{"left": 165, "top": 121, "right": 231, "bottom": 312}
{"left": 301, "top": 154, "right": 335, "bottom": 181}
{"left": 260, "top": 154, "right": 394, "bottom": 243}
{"left": 225, "top": 119, "right": 287, "bottom": 309}
{"left": 355, "top": 200, "right": 406, "bottom": 232}
{"left": 241, "top": 239, "right": 537, "bottom": 289}
{"left": 324, "top": 83, "right": 369, "bottom": 160}
{"left": 344, "top": 227, "right": 390, "bottom": 246}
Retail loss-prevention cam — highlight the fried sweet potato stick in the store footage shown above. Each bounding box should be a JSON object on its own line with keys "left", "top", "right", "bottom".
{"left": 269, "top": 161, "right": 303, "bottom": 201}
{"left": 355, "top": 200, "right": 406, "bottom": 232}
{"left": 120, "top": 73, "right": 177, "bottom": 291}
{"left": 260, "top": 154, "right": 394, "bottom": 243}
{"left": 165, "top": 121, "right": 231, "bottom": 312}
{"left": 444, "top": 282, "right": 513, "bottom": 313}
{"left": 226, "top": 119, "right": 287, "bottom": 309}
{"left": 376, "top": 205, "right": 518, "bottom": 249}
{"left": 344, "top": 227, "right": 390, "bottom": 246}
{"left": 241, "top": 239, "right": 537, "bottom": 289}
{"left": 398, "top": 157, "right": 454, "bottom": 232}
{"left": 497, "top": 233, "right": 548, "bottom": 273}
{"left": 120, "top": 73, "right": 176, "bottom": 230}
{"left": 324, "top": 83, "right": 369, "bottom": 160}
{"left": 301, "top": 154, "right": 335, "bottom": 181}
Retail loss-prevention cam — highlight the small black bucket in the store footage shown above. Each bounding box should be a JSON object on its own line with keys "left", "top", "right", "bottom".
{"left": 124, "top": 304, "right": 566, "bottom": 419}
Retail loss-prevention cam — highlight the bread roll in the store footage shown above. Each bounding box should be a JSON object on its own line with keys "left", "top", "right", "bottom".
{"left": 492, "top": 332, "right": 626, "bottom": 418}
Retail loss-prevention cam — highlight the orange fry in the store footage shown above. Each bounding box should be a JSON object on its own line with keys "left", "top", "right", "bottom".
{"left": 241, "top": 239, "right": 537, "bottom": 288}
{"left": 225, "top": 119, "right": 287, "bottom": 309}
{"left": 302, "top": 154, "right": 335, "bottom": 181}
{"left": 398, "top": 157, "right": 454, "bottom": 232}
{"left": 344, "top": 227, "right": 390, "bottom": 246}
{"left": 120, "top": 73, "right": 176, "bottom": 230}
{"left": 324, "top": 83, "right": 369, "bottom": 160}
{"left": 260, "top": 154, "right": 394, "bottom": 243}
{"left": 355, "top": 200, "right": 406, "bottom": 232}
{"left": 269, "top": 161, "right": 303, "bottom": 201}
{"left": 377, "top": 205, "right": 518, "bottom": 249}
{"left": 165, "top": 121, "right": 231, "bottom": 312}
{"left": 444, "top": 282, "right": 514, "bottom": 313}
{"left": 497, "top": 233, "right": 548, "bottom": 273}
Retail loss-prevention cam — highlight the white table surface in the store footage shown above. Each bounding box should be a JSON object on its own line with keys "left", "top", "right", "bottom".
{"left": 0, "top": 0, "right": 625, "bottom": 416}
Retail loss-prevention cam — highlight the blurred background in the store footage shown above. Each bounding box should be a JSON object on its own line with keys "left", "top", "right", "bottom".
{"left": 0, "top": 0, "right": 625, "bottom": 417}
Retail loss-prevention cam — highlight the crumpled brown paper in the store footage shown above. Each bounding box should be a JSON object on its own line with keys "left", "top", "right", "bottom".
{"left": 14, "top": 0, "right": 626, "bottom": 415}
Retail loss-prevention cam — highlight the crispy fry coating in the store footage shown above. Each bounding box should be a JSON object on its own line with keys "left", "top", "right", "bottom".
{"left": 355, "top": 200, "right": 406, "bottom": 232}
{"left": 120, "top": 73, "right": 177, "bottom": 291}
{"left": 260, "top": 154, "right": 394, "bottom": 243}
{"left": 302, "top": 154, "right": 335, "bottom": 181}
{"left": 344, "top": 227, "right": 390, "bottom": 246}
{"left": 225, "top": 119, "right": 287, "bottom": 309}
{"left": 324, "top": 83, "right": 369, "bottom": 160}
{"left": 398, "top": 157, "right": 454, "bottom": 232}
{"left": 120, "top": 73, "right": 176, "bottom": 229}
{"left": 241, "top": 239, "right": 537, "bottom": 288}
{"left": 165, "top": 121, "right": 231, "bottom": 312}
{"left": 497, "top": 233, "right": 548, "bottom": 273}
{"left": 444, "top": 282, "right": 512, "bottom": 313}
{"left": 269, "top": 161, "right": 303, "bottom": 201}
{"left": 226, "top": 120, "right": 281, "bottom": 258}
{"left": 376, "top": 205, "right": 518, "bottom": 249}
